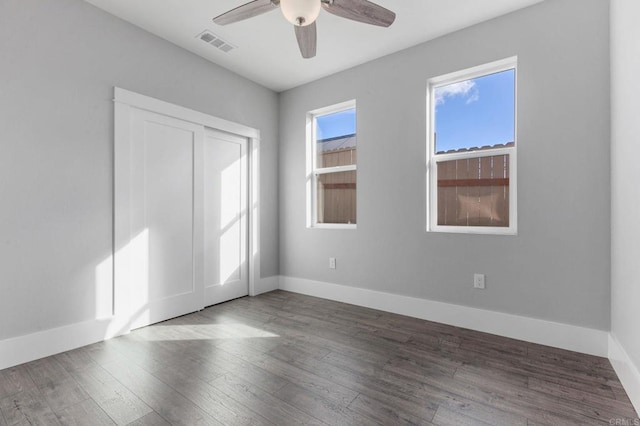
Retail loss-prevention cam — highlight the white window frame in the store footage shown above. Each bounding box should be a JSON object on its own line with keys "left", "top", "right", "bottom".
{"left": 306, "top": 99, "right": 357, "bottom": 229}
{"left": 427, "top": 57, "right": 518, "bottom": 235}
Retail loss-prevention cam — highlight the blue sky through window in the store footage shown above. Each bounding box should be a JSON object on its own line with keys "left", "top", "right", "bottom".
{"left": 434, "top": 69, "right": 515, "bottom": 153}
{"left": 316, "top": 108, "right": 356, "bottom": 140}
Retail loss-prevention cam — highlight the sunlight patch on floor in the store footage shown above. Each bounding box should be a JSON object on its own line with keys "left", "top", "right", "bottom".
{"left": 130, "top": 323, "right": 279, "bottom": 341}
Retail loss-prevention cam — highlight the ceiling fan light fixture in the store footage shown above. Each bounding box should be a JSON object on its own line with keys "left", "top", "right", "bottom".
{"left": 280, "top": 0, "right": 321, "bottom": 26}
{"left": 213, "top": 0, "right": 395, "bottom": 59}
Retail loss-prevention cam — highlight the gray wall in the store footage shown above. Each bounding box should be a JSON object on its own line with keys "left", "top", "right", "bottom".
{"left": 0, "top": 0, "right": 279, "bottom": 340}
{"left": 279, "top": 0, "right": 611, "bottom": 330}
{"left": 611, "top": 0, "right": 640, "bottom": 368}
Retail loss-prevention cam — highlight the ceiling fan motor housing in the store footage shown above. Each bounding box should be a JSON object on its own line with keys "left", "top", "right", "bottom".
{"left": 280, "top": 0, "right": 321, "bottom": 26}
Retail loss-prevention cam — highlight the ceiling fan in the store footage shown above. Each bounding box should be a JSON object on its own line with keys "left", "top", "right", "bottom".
{"left": 213, "top": 0, "right": 396, "bottom": 59}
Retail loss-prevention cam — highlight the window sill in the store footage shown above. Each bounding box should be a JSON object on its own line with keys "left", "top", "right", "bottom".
{"left": 310, "top": 223, "right": 357, "bottom": 230}
{"left": 428, "top": 225, "right": 517, "bottom": 235}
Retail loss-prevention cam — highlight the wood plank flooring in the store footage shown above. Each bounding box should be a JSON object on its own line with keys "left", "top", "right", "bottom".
{"left": 0, "top": 290, "right": 637, "bottom": 425}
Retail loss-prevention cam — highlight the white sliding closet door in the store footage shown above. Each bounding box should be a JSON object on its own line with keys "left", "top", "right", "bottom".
{"left": 204, "top": 129, "right": 249, "bottom": 306}
{"left": 128, "top": 109, "right": 205, "bottom": 330}
{"left": 114, "top": 88, "right": 258, "bottom": 332}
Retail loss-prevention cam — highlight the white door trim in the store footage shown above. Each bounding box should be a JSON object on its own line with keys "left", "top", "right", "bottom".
{"left": 113, "top": 87, "right": 261, "bottom": 336}
{"left": 114, "top": 88, "right": 260, "bottom": 140}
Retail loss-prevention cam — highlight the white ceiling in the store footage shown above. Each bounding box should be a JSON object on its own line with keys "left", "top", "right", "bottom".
{"left": 84, "top": 0, "right": 544, "bottom": 92}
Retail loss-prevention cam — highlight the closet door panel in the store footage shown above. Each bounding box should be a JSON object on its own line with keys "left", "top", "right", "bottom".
{"left": 204, "top": 129, "right": 249, "bottom": 306}
{"left": 128, "top": 109, "right": 204, "bottom": 329}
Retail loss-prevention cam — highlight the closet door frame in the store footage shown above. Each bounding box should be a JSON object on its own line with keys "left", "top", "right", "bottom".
{"left": 113, "top": 87, "right": 261, "bottom": 336}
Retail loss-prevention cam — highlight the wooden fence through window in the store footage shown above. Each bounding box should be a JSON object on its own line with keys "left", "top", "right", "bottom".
{"left": 437, "top": 154, "right": 510, "bottom": 227}
{"left": 317, "top": 140, "right": 510, "bottom": 227}
{"left": 317, "top": 147, "right": 356, "bottom": 224}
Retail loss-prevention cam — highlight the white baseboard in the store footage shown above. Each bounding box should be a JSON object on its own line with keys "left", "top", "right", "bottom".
{"left": 0, "top": 275, "right": 613, "bottom": 381}
{"left": 0, "top": 275, "right": 281, "bottom": 371}
{"left": 609, "top": 334, "right": 640, "bottom": 415}
{"left": 0, "top": 318, "right": 116, "bottom": 371}
{"left": 279, "top": 276, "right": 609, "bottom": 357}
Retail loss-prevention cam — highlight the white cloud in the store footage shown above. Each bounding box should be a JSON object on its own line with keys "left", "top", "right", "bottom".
{"left": 435, "top": 80, "right": 479, "bottom": 106}
{"left": 465, "top": 90, "right": 479, "bottom": 105}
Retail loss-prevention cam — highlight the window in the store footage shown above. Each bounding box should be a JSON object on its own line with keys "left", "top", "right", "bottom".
{"left": 307, "top": 100, "right": 357, "bottom": 228}
{"left": 427, "top": 57, "right": 517, "bottom": 234}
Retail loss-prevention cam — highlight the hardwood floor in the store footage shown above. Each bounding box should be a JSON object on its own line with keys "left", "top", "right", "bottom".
{"left": 0, "top": 290, "right": 637, "bottom": 425}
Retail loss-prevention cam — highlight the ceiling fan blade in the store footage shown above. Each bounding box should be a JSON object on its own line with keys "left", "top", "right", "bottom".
{"left": 322, "top": 0, "right": 395, "bottom": 27}
{"left": 294, "top": 22, "right": 317, "bottom": 59}
{"left": 213, "top": 0, "right": 278, "bottom": 25}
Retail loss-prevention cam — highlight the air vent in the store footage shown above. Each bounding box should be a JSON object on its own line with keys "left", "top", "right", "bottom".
{"left": 196, "top": 30, "right": 236, "bottom": 53}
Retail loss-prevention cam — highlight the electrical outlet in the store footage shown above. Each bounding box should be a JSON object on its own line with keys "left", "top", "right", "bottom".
{"left": 329, "top": 257, "right": 336, "bottom": 269}
{"left": 473, "top": 274, "right": 485, "bottom": 289}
